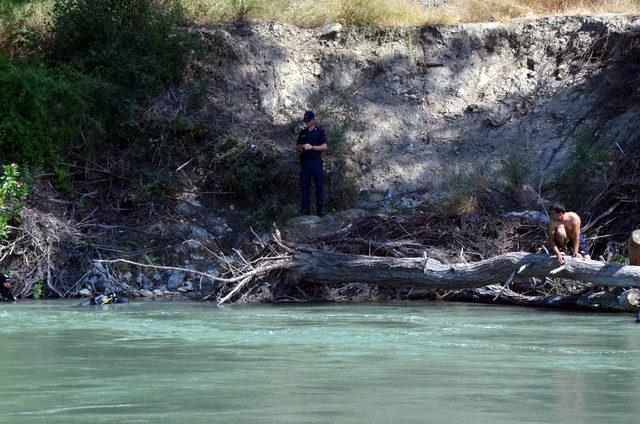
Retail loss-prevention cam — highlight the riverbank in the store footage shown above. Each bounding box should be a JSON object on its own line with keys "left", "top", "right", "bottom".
{"left": 1, "top": 3, "right": 639, "bottom": 307}
{"left": 55, "top": 207, "right": 638, "bottom": 316}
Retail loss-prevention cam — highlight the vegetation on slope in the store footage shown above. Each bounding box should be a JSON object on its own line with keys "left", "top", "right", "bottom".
{"left": 186, "top": 0, "right": 640, "bottom": 26}
{"left": 1, "top": 0, "right": 196, "bottom": 165}
{"left": 2, "top": 0, "right": 639, "bottom": 37}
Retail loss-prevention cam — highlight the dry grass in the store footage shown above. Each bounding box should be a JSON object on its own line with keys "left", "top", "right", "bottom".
{"left": 185, "top": 0, "right": 430, "bottom": 27}
{"left": 186, "top": 0, "right": 640, "bottom": 26}
{"left": 2, "top": 0, "right": 638, "bottom": 36}
{"left": 448, "top": 0, "right": 640, "bottom": 23}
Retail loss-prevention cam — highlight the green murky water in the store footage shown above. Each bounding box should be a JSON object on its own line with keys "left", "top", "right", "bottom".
{"left": 0, "top": 301, "right": 639, "bottom": 423}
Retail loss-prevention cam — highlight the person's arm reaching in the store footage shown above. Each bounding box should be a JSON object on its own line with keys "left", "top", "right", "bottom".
{"left": 548, "top": 223, "right": 564, "bottom": 264}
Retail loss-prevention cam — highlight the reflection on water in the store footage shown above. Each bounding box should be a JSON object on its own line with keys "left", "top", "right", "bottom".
{"left": 0, "top": 301, "right": 639, "bottom": 424}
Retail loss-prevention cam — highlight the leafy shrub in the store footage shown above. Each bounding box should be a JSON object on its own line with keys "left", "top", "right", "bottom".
{"left": 2, "top": 0, "right": 199, "bottom": 171}
{"left": 0, "top": 0, "right": 46, "bottom": 54}
{"left": 212, "top": 136, "right": 299, "bottom": 224}
{"left": 0, "top": 163, "right": 29, "bottom": 240}
{"left": 49, "top": 0, "right": 195, "bottom": 137}
{"left": 0, "top": 55, "right": 96, "bottom": 165}
{"left": 32, "top": 280, "right": 42, "bottom": 299}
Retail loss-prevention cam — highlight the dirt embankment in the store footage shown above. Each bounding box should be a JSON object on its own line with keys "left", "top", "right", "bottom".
{"left": 5, "top": 14, "right": 640, "bottom": 301}
{"left": 191, "top": 14, "right": 640, "bottom": 203}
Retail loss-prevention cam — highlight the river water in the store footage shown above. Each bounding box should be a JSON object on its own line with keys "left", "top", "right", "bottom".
{"left": 0, "top": 301, "right": 638, "bottom": 424}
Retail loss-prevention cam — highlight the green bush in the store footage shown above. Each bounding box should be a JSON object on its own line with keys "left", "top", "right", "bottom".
{"left": 0, "top": 0, "right": 46, "bottom": 54}
{"left": 0, "top": 163, "right": 29, "bottom": 240}
{"left": 49, "top": 0, "right": 195, "bottom": 136}
{"left": 212, "top": 136, "right": 299, "bottom": 225}
{"left": 32, "top": 280, "right": 42, "bottom": 299}
{"left": 0, "top": 55, "right": 95, "bottom": 165}
{"left": 321, "top": 119, "right": 359, "bottom": 211}
{"left": 2, "top": 0, "right": 198, "bottom": 171}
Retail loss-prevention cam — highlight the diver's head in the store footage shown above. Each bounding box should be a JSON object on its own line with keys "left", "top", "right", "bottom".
{"left": 1, "top": 274, "right": 10, "bottom": 289}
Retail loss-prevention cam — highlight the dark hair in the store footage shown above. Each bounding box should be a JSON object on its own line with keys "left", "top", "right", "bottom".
{"left": 303, "top": 111, "right": 315, "bottom": 122}
{"left": 549, "top": 203, "right": 566, "bottom": 214}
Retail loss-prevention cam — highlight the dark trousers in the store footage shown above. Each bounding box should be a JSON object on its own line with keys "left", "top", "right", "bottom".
{"left": 300, "top": 159, "right": 324, "bottom": 212}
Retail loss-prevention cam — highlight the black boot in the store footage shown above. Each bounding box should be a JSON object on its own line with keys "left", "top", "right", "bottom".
{"left": 317, "top": 208, "right": 325, "bottom": 217}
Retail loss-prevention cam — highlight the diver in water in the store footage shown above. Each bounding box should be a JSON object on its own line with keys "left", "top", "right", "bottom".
{"left": 0, "top": 274, "right": 17, "bottom": 302}
{"left": 91, "top": 293, "right": 125, "bottom": 305}
{"left": 79, "top": 292, "right": 128, "bottom": 306}
{"left": 636, "top": 308, "right": 640, "bottom": 323}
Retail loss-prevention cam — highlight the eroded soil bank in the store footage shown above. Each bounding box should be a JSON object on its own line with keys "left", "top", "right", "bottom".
{"left": 3, "top": 14, "right": 640, "bottom": 308}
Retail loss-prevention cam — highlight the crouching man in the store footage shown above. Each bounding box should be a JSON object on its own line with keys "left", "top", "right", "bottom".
{"left": 548, "top": 203, "right": 591, "bottom": 265}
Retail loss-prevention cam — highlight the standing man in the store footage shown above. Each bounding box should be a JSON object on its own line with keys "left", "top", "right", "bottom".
{"left": 548, "top": 203, "right": 591, "bottom": 264}
{"left": 296, "top": 111, "right": 328, "bottom": 217}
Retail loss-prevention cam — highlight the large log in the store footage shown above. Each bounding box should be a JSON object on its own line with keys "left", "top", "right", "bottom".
{"left": 630, "top": 229, "right": 640, "bottom": 266}
{"left": 450, "top": 286, "right": 640, "bottom": 312}
{"left": 293, "top": 250, "right": 640, "bottom": 289}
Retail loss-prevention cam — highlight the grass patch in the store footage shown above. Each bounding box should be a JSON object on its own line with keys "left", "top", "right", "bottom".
{"left": 3, "top": 0, "right": 639, "bottom": 33}
{"left": 553, "top": 133, "right": 612, "bottom": 208}
{"left": 439, "top": 167, "right": 496, "bottom": 214}
{"left": 187, "top": 0, "right": 640, "bottom": 26}
{"left": 500, "top": 142, "right": 533, "bottom": 195}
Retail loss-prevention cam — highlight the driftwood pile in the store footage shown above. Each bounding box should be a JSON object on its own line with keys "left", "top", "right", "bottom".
{"left": 94, "top": 210, "right": 640, "bottom": 312}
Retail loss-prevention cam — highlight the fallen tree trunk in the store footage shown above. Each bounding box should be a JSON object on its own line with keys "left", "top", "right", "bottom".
{"left": 292, "top": 250, "right": 640, "bottom": 289}
{"left": 448, "top": 286, "right": 640, "bottom": 312}
{"left": 97, "top": 245, "right": 640, "bottom": 307}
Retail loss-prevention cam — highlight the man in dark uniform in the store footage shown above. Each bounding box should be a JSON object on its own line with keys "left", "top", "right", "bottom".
{"left": 296, "top": 111, "right": 328, "bottom": 216}
{"left": 0, "top": 273, "right": 16, "bottom": 302}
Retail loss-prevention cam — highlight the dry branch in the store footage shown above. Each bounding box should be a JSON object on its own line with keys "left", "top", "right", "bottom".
{"left": 94, "top": 257, "right": 292, "bottom": 284}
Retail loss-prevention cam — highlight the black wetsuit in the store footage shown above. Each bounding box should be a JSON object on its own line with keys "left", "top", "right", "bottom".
{"left": 0, "top": 275, "right": 16, "bottom": 302}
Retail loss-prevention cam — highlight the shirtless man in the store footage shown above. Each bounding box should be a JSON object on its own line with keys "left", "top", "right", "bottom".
{"left": 548, "top": 203, "right": 591, "bottom": 265}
